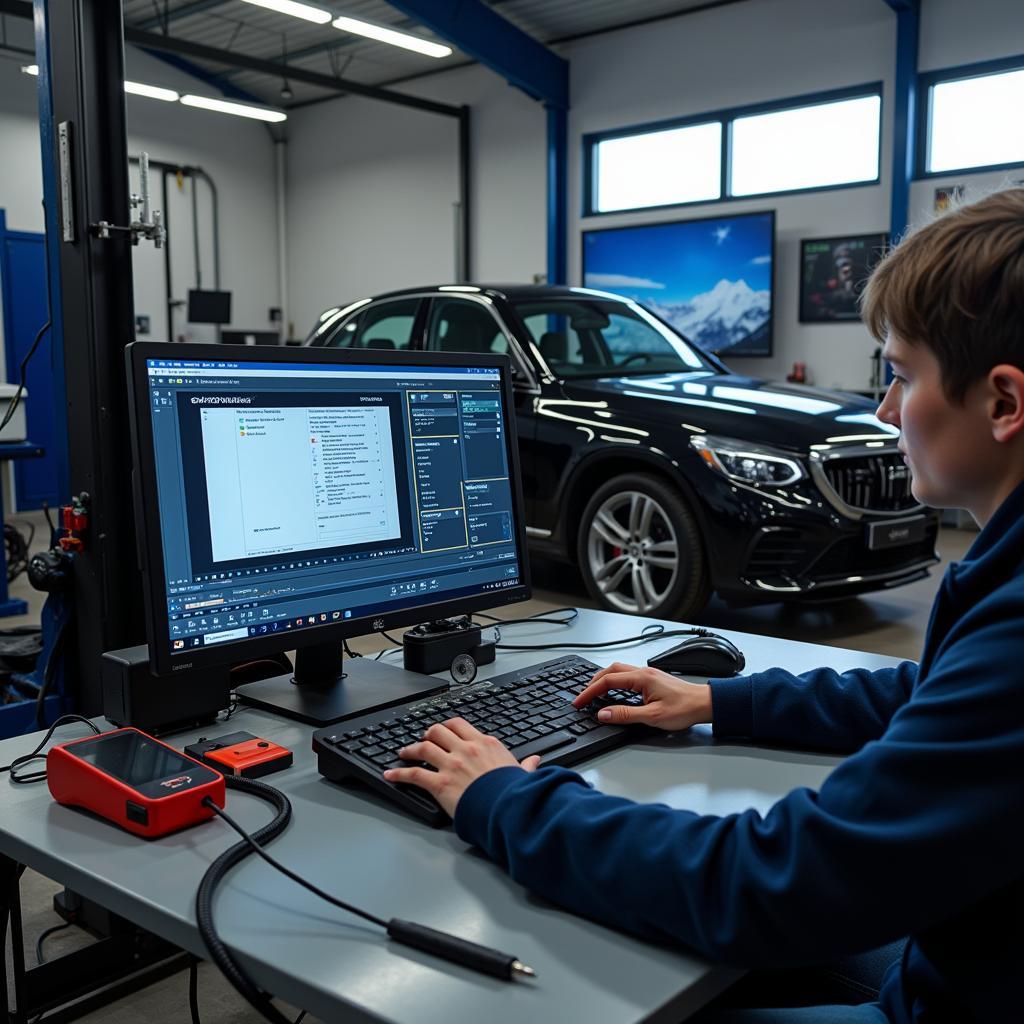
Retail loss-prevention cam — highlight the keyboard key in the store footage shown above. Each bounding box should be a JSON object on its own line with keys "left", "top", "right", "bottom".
{"left": 510, "top": 730, "right": 575, "bottom": 759}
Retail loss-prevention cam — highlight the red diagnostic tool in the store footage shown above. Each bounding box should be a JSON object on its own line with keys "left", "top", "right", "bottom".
{"left": 47, "top": 727, "right": 225, "bottom": 838}
{"left": 185, "top": 732, "right": 293, "bottom": 778}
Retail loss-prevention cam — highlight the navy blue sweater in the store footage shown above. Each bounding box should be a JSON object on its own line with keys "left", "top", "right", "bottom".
{"left": 454, "top": 482, "right": 1024, "bottom": 1023}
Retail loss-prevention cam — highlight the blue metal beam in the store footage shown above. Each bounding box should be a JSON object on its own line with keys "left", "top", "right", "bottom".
{"left": 383, "top": 0, "right": 568, "bottom": 110}
{"left": 546, "top": 106, "right": 567, "bottom": 285}
{"left": 886, "top": 0, "right": 919, "bottom": 244}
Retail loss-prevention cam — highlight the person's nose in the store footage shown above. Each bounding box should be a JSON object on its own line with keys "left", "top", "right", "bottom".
{"left": 875, "top": 382, "right": 901, "bottom": 428}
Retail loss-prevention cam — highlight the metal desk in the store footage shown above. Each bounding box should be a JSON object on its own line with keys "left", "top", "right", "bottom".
{"left": 0, "top": 608, "right": 902, "bottom": 1023}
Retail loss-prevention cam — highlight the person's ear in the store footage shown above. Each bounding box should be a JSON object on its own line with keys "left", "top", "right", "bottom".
{"left": 987, "top": 364, "right": 1024, "bottom": 443}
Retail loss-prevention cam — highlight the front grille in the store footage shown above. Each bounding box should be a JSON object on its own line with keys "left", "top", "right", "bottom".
{"left": 821, "top": 453, "right": 917, "bottom": 513}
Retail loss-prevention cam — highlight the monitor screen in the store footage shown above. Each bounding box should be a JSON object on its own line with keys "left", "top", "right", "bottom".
{"left": 582, "top": 210, "right": 775, "bottom": 357}
{"left": 129, "top": 346, "right": 529, "bottom": 676}
{"left": 187, "top": 290, "right": 232, "bottom": 325}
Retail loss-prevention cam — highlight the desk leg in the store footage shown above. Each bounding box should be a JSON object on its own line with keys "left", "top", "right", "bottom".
{"left": 1, "top": 855, "right": 28, "bottom": 1024}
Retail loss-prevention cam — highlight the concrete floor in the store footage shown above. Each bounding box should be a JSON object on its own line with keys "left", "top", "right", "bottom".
{"left": 3, "top": 514, "right": 976, "bottom": 1022}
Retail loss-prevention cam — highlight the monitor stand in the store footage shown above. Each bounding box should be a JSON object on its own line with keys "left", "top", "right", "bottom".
{"left": 235, "top": 642, "right": 449, "bottom": 726}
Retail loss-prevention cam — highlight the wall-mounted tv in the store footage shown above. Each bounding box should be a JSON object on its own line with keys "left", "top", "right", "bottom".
{"left": 799, "top": 233, "right": 888, "bottom": 323}
{"left": 582, "top": 209, "right": 775, "bottom": 357}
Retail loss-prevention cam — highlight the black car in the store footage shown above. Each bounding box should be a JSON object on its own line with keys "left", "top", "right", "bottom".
{"left": 306, "top": 285, "right": 939, "bottom": 620}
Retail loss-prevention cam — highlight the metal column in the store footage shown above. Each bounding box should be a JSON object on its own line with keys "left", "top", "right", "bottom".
{"left": 885, "top": 0, "right": 920, "bottom": 243}
{"left": 33, "top": 0, "right": 144, "bottom": 712}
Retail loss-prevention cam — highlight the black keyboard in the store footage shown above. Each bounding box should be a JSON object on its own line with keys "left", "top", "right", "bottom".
{"left": 312, "top": 655, "right": 645, "bottom": 824}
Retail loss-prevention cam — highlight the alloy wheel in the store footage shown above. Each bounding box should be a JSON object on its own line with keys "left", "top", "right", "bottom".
{"left": 585, "top": 490, "right": 679, "bottom": 614}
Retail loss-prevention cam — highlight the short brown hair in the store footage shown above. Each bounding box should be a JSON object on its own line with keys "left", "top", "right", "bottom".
{"left": 861, "top": 187, "right": 1024, "bottom": 401}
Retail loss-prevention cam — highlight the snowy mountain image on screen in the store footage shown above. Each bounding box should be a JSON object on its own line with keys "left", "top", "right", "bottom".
{"left": 647, "top": 278, "right": 770, "bottom": 354}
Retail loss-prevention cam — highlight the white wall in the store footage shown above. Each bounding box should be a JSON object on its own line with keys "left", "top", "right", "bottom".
{"left": 0, "top": 45, "right": 280, "bottom": 364}
{"left": 286, "top": 0, "right": 1024, "bottom": 389}
{"left": 567, "top": 0, "right": 893, "bottom": 391}
{"left": 285, "top": 62, "right": 546, "bottom": 337}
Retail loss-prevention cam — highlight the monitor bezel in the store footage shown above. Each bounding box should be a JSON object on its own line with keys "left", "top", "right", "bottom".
{"left": 126, "top": 341, "right": 533, "bottom": 678}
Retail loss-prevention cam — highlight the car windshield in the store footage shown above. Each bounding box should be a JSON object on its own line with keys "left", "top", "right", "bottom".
{"left": 512, "top": 297, "right": 712, "bottom": 378}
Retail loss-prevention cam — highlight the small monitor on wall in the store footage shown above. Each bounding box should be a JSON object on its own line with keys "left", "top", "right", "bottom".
{"left": 582, "top": 210, "right": 775, "bottom": 357}
{"left": 799, "top": 233, "right": 888, "bottom": 323}
{"left": 187, "top": 289, "right": 232, "bottom": 325}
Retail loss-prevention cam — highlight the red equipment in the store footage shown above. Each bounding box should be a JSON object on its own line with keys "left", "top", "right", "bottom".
{"left": 47, "top": 727, "right": 225, "bottom": 838}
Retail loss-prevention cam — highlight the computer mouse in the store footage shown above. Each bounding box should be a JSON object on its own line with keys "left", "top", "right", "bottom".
{"left": 646, "top": 634, "right": 746, "bottom": 677}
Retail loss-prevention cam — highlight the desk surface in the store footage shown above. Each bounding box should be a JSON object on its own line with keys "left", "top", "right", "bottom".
{"left": 0, "top": 609, "right": 902, "bottom": 1023}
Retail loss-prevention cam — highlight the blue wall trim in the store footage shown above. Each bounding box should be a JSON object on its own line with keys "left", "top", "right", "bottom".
{"left": 547, "top": 106, "right": 567, "bottom": 285}
{"left": 888, "top": 0, "right": 919, "bottom": 245}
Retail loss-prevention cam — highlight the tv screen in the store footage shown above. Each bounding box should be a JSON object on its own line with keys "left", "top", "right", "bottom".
{"left": 582, "top": 210, "right": 775, "bottom": 357}
{"left": 187, "top": 289, "right": 232, "bottom": 325}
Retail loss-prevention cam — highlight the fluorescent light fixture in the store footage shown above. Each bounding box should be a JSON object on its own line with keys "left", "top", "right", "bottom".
{"left": 239, "top": 0, "right": 331, "bottom": 24}
{"left": 181, "top": 95, "right": 287, "bottom": 122}
{"left": 331, "top": 16, "right": 452, "bottom": 58}
{"left": 24, "top": 65, "right": 177, "bottom": 104}
{"left": 125, "top": 81, "right": 179, "bottom": 102}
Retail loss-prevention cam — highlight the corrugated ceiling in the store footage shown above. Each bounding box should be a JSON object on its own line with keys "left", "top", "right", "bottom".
{"left": 121, "top": 0, "right": 743, "bottom": 108}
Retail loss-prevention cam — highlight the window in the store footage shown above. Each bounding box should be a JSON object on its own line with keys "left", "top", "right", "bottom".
{"left": 426, "top": 299, "right": 507, "bottom": 354}
{"left": 926, "top": 66, "right": 1024, "bottom": 173}
{"left": 323, "top": 299, "right": 418, "bottom": 349}
{"left": 729, "top": 95, "right": 881, "bottom": 196}
{"left": 585, "top": 85, "right": 881, "bottom": 214}
{"left": 513, "top": 298, "right": 705, "bottom": 378}
{"left": 594, "top": 122, "right": 722, "bottom": 213}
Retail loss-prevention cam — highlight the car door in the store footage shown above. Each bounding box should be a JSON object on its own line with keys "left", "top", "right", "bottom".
{"left": 422, "top": 297, "right": 540, "bottom": 527}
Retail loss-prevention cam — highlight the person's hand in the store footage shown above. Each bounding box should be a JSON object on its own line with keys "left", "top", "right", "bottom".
{"left": 383, "top": 718, "right": 541, "bottom": 817}
{"left": 573, "top": 662, "right": 713, "bottom": 732}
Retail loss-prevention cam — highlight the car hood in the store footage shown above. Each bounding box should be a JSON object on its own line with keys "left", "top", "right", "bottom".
{"left": 559, "top": 371, "right": 899, "bottom": 452}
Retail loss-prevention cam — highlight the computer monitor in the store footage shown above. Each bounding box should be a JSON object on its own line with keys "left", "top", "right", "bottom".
{"left": 187, "top": 290, "right": 232, "bottom": 325}
{"left": 125, "top": 343, "right": 531, "bottom": 725}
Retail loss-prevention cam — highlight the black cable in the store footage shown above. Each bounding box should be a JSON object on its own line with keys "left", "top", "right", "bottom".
{"left": 474, "top": 606, "right": 579, "bottom": 627}
{"left": 42, "top": 501, "right": 56, "bottom": 537}
{"left": 293, "top": 1012, "right": 306, "bottom": 1024}
{"left": 205, "top": 797, "right": 387, "bottom": 929}
{"left": 1, "top": 714, "right": 100, "bottom": 784}
{"left": 35, "top": 919, "right": 73, "bottom": 964}
{"left": 34, "top": 613, "right": 69, "bottom": 729}
{"left": 494, "top": 623, "right": 718, "bottom": 652}
{"left": 196, "top": 775, "right": 295, "bottom": 1024}
{"left": 4, "top": 523, "right": 31, "bottom": 582}
{"left": 189, "top": 956, "right": 202, "bottom": 1024}
{"left": 342, "top": 640, "right": 361, "bottom": 659}
{"left": 198, "top": 776, "right": 535, "bottom": 1014}
{"left": 374, "top": 630, "right": 403, "bottom": 661}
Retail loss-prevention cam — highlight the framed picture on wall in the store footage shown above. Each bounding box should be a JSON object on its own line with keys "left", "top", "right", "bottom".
{"left": 798, "top": 233, "right": 888, "bottom": 323}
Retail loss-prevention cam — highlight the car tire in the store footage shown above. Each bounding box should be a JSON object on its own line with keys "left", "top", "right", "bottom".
{"left": 576, "top": 473, "right": 710, "bottom": 620}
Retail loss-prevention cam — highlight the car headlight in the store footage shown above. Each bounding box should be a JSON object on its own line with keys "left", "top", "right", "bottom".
{"left": 690, "top": 434, "right": 805, "bottom": 486}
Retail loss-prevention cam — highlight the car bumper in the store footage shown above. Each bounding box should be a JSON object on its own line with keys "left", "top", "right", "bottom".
{"left": 697, "top": 473, "right": 940, "bottom": 602}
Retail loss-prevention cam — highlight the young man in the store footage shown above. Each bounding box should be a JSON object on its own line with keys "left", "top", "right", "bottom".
{"left": 384, "top": 189, "right": 1024, "bottom": 1023}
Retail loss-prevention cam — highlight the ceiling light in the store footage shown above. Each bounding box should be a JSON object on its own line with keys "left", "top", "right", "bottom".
{"left": 331, "top": 16, "right": 452, "bottom": 58}
{"left": 181, "top": 95, "right": 287, "bottom": 122}
{"left": 239, "top": 0, "right": 331, "bottom": 24}
{"left": 21, "top": 64, "right": 39, "bottom": 75}
{"left": 125, "top": 81, "right": 179, "bottom": 102}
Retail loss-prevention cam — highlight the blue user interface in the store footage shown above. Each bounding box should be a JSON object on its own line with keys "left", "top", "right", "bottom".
{"left": 145, "top": 358, "right": 522, "bottom": 657}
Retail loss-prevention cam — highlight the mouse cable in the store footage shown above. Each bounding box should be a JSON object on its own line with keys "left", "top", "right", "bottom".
{"left": 473, "top": 606, "right": 579, "bottom": 628}
{"left": 494, "top": 622, "right": 720, "bottom": 652}
{"left": 1, "top": 715, "right": 101, "bottom": 784}
{"left": 196, "top": 777, "right": 535, "bottom": 1024}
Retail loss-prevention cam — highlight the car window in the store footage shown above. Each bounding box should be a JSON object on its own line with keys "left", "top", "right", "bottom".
{"left": 323, "top": 299, "right": 418, "bottom": 350}
{"left": 426, "top": 299, "right": 508, "bottom": 355}
{"left": 513, "top": 299, "right": 706, "bottom": 376}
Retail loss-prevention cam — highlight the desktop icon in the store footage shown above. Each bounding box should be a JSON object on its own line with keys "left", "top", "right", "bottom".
{"left": 173, "top": 639, "right": 185, "bottom": 650}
